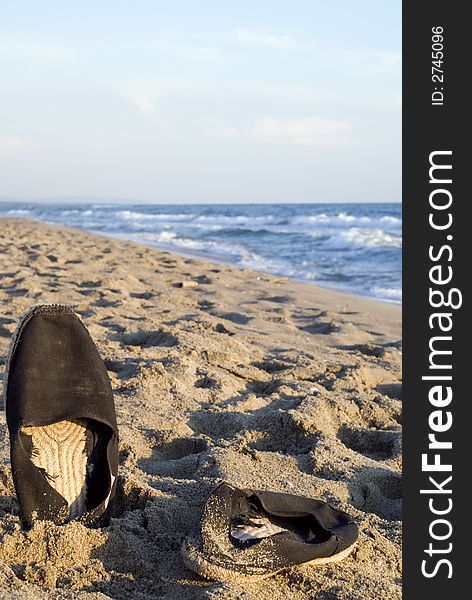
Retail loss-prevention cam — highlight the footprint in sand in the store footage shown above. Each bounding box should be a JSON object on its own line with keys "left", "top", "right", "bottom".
{"left": 198, "top": 299, "right": 217, "bottom": 311}
{"left": 129, "top": 291, "right": 154, "bottom": 300}
{"left": 299, "top": 318, "right": 342, "bottom": 335}
{"left": 213, "top": 312, "right": 252, "bottom": 325}
{"left": 247, "top": 379, "right": 283, "bottom": 396}
{"left": 252, "top": 357, "right": 294, "bottom": 374}
{"left": 139, "top": 437, "right": 209, "bottom": 479}
{"left": 260, "top": 294, "right": 293, "bottom": 304}
{"left": 214, "top": 322, "right": 235, "bottom": 335}
{"left": 194, "top": 374, "right": 221, "bottom": 390}
{"left": 111, "top": 476, "right": 158, "bottom": 517}
{"left": 77, "top": 280, "right": 103, "bottom": 288}
{"left": 92, "top": 298, "right": 122, "bottom": 308}
{"left": 247, "top": 411, "right": 318, "bottom": 455}
{"left": 194, "top": 274, "right": 213, "bottom": 285}
{"left": 376, "top": 382, "right": 402, "bottom": 400}
{"left": 337, "top": 426, "right": 401, "bottom": 461}
{"left": 104, "top": 358, "right": 140, "bottom": 380}
{"left": 118, "top": 330, "right": 179, "bottom": 348}
{"left": 350, "top": 468, "right": 402, "bottom": 520}
{"left": 5, "top": 287, "right": 29, "bottom": 297}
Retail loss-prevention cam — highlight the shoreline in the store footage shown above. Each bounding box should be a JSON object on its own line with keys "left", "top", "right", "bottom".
{"left": 1, "top": 217, "right": 402, "bottom": 334}
{"left": 1, "top": 216, "right": 403, "bottom": 309}
{"left": 98, "top": 229, "right": 402, "bottom": 307}
{"left": 0, "top": 202, "right": 402, "bottom": 304}
{"left": 0, "top": 217, "right": 402, "bottom": 599}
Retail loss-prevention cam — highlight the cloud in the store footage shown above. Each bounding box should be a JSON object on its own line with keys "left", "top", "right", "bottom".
{"left": 338, "top": 50, "right": 401, "bottom": 74}
{"left": 253, "top": 117, "right": 352, "bottom": 146}
{"left": 214, "top": 125, "right": 240, "bottom": 137}
{"left": 116, "top": 79, "right": 168, "bottom": 116}
{"left": 234, "top": 29, "right": 298, "bottom": 49}
{"left": 0, "top": 136, "right": 33, "bottom": 152}
{"left": 126, "top": 90, "right": 159, "bottom": 116}
{"left": 0, "top": 36, "right": 71, "bottom": 61}
{"left": 120, "top": 40, "right": 220, "bottom": 62}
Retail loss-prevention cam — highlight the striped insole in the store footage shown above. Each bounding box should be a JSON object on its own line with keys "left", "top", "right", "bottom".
{"left": 22, "top": 419, "right": 88, "bottom": 520}
{"left": 231, "top": 517, "right": 289, "bottom": 542}
{"left": 231, "top": 515, "right": 320, "bottom": 544}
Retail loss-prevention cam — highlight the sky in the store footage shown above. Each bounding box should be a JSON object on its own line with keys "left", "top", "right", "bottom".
{"left": 0, "top": 1, "right": 401, "bottom": 204}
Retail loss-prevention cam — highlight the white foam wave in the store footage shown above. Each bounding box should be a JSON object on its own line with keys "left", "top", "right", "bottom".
{"left": 238, "top": 252, "right": 292, "bottom": 275}
{"left": 370, "top": 286, "right": 402, "bottom": 303}
{"left": 127, "top": 211, "right": 389, "bottom": 230}
{"left": 141, "top": 230, "right": 245, "bottom": 258}
{"left": 323, "top": 227, "right": 402, "bottom": 249}
{"left": 292, "top": 212, "right": 401, "bottom": 229}
{"left": 194, "top": 214, "right": 274, "bottom": 224}
{"left": 51, "top": 208, "right": 402, "bottom": 240}
{"left": 380, "top": 215, "right": 401, "bottom": 225}
{"left": 6, "top": 208, "right": 31, "bottom": 215}
{"left": 140, "top": 230, "right": 292, "bottom": 276}
{"left": 116, "top": 210, "right": 195, "bottom": 221}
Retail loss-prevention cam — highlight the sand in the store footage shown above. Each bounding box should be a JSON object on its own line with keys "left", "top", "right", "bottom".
{"left": 0, "top": 217, "right": 402, "bottom": 600}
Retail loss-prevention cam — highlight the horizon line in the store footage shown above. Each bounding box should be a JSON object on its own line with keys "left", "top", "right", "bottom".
{"left": 0, "top": 197, "right": 402, "bottom": 206}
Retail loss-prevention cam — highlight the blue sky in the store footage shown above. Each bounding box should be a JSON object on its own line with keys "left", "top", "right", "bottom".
{"left": 0, "top": 1, "right": 401, "bottom": 203}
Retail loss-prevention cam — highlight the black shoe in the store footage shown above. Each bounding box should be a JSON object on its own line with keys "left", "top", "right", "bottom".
{"left": 182, "top": 482, "right": 358, "bottom": 581}
{"left": 4, "top": 304, "right": 119, "bottom": 528}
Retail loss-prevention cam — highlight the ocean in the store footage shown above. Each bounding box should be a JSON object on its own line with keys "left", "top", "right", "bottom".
{"left": 0, "top": 202, "right": 401, "bottom": 303}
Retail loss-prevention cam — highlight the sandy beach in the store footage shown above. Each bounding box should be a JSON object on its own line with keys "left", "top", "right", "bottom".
{"left": 0, "top": 218, "right": 402, "bottom": 599}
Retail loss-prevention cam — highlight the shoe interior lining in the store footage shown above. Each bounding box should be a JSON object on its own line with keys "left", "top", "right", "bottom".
{"left": 230, "top": 495, "right": 332, "bottom": 546}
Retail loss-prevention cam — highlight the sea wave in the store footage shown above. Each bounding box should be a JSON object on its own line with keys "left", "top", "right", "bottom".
{"left": 116, "top": 210, "right": 195, "bottom": 221}
{"left": 291, "top": 212, "right": 401, "bottom": 229}
{"left": 370, "top": 286, "right": 402, "bottom": 302}
{"left": 114, "top": 209, "right": 402, "bottom": 235}
{"left": 6, "top": 208, "right": 33, "bottom": 216}
{"left": 142, "top": 230, "right": 243, "bottom": 256}
{"left": 322, "top": 227, "right": 402, "bottom": 249}
{"left": 136, "top": 231, "right": 303, "bottom": 278}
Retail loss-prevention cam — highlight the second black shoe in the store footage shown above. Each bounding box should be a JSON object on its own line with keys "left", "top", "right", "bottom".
{"left": 182, "top": 482, "right": 358, "bottom": 581}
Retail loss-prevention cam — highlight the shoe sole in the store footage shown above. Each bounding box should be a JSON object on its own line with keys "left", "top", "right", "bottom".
{"left": 182, "top": 539, "right": 357, "bottom": 582}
